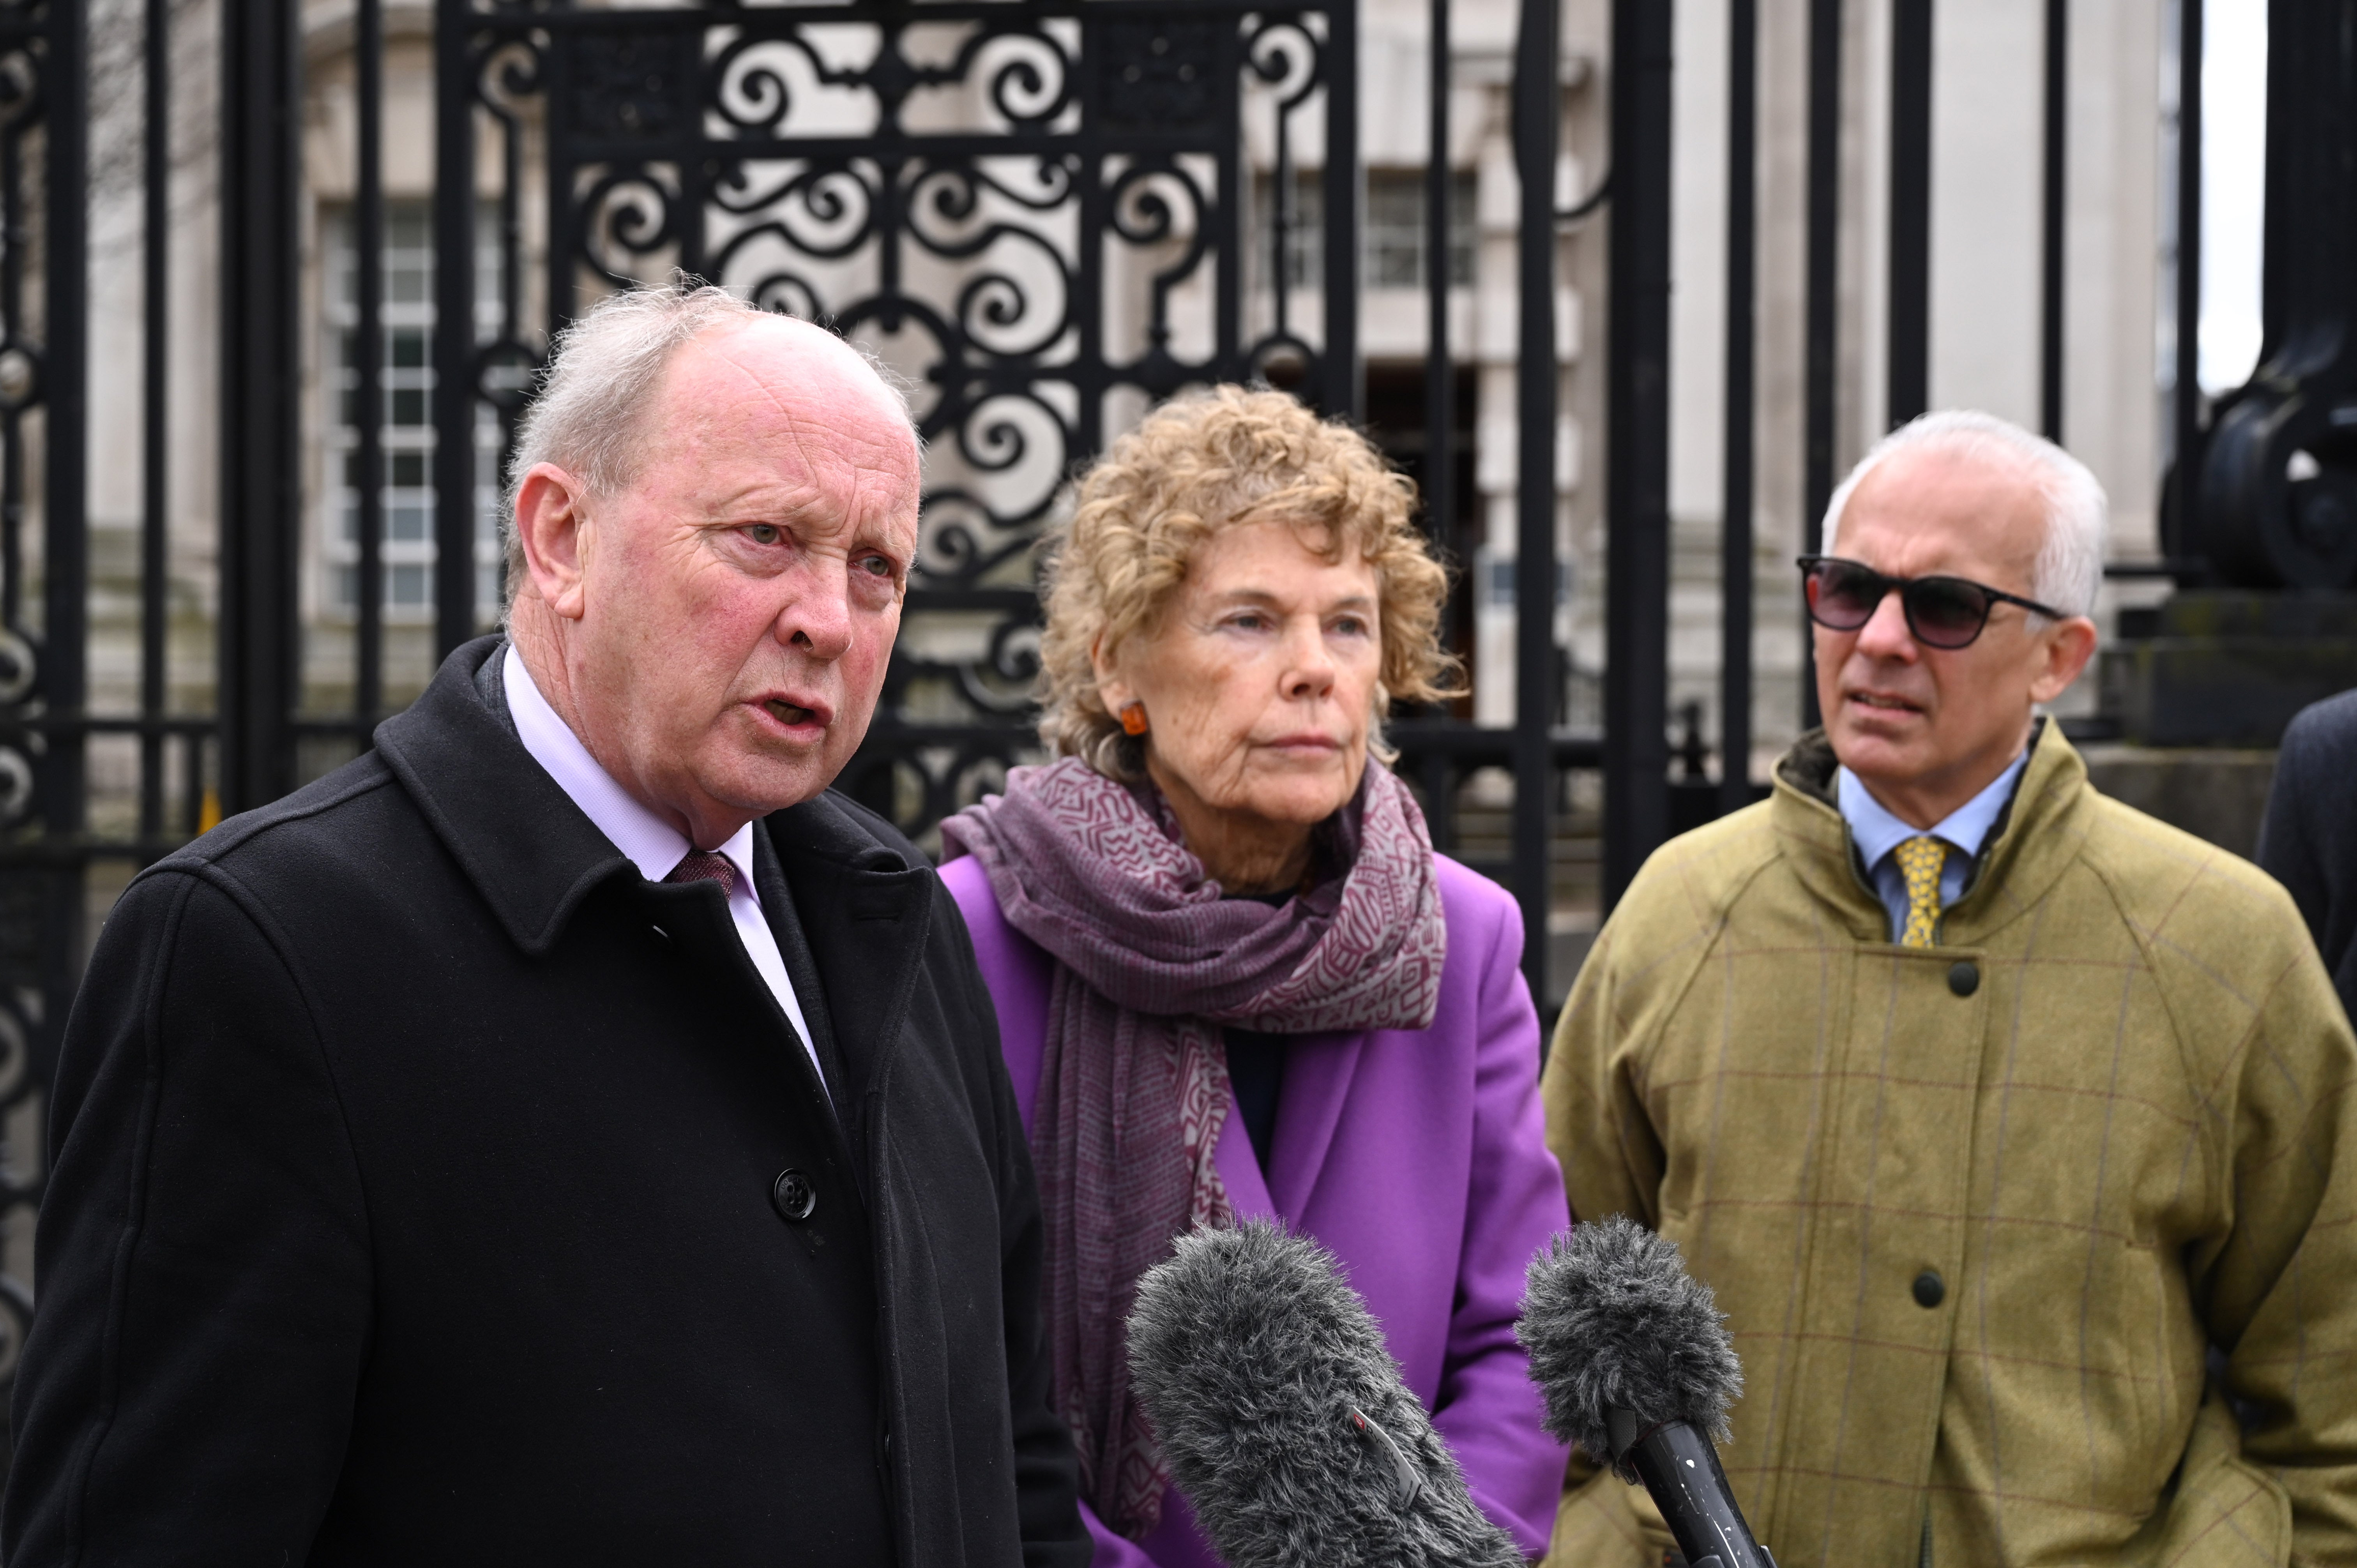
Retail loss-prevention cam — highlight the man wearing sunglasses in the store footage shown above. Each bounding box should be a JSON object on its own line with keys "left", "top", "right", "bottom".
{"left": 1544, "top": 410, "right": 2357, "bottom": 1568}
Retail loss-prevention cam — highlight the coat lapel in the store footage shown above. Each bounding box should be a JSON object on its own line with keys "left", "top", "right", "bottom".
{"left": 1769, "top": 719, "right": 2097, "bottom": 952}
{"left": 373, "top": 636, "right": 639, "bottom": 956}
{"left": 1770, "top": 734, "right": 1889, "bottom": 945}
{"left": 751, "top": 832, "right": 854, "bottom": 1099}
{"left": 1262, "top": 1030, "right": 1365, "bottom": 1217}
{"left": 765, "top": 795, "right": 936, "bottom": 1116}
{"left": 1940, "top": 723, "right": 2097, "bottom": 946}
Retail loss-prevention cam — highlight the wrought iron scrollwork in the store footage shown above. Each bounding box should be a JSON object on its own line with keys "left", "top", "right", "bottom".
{"left": 571, "top": 28, "right": 698, "bottom": 141}
{"left": 446, "top": 0, "right": 1353, "bottom": 846}
{"left": 0, "top": 0, "right": 57, "bottom": 1408}
{"left": 1098, "top": 20, "right": 1222, "bottom": 131}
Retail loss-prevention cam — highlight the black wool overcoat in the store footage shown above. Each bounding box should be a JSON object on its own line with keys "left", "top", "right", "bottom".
{"left": 2, "top": 637, "right": 1089, "bottom": 1568}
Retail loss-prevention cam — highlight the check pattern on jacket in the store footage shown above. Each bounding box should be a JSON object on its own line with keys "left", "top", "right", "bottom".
{"left": 1545, "top": 724, "right": 2357, "bottom": 1568}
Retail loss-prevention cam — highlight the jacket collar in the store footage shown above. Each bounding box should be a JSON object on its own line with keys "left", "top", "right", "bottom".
{"left": 1771, "top": 717, "right": 2093, "bottom": 948}
{"left": 375, "top": 637, "right": 639, "bottom": 957}
{"left": 376, "top": 637, "right": 940, "bottom": 1045}
{"left": 1940, "top": 719, "right": 2095, "bottom": 945}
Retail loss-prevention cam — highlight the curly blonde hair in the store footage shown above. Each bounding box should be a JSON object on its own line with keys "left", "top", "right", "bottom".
{"left": 1037, "top": 385, "right": 1463, "bottom": 780}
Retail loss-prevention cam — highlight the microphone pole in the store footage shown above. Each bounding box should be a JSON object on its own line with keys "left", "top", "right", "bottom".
{"left": 1609, "top": 1414, "right": 1773, "bottom": 1568}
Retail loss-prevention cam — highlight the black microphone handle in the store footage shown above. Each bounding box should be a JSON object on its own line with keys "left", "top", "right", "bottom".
{"left": 1620, "top": 1418, "right": 1778, "bottom": 1568}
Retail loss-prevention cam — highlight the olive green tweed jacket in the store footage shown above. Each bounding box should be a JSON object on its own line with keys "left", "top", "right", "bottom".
{"left": 1543, "top": 724, "right": 2357, "bottom": 1568}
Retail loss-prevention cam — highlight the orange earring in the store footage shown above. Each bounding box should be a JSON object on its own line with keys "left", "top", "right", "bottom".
{"left": 1120, "top": 702, "right": 1150, "bottom": 736}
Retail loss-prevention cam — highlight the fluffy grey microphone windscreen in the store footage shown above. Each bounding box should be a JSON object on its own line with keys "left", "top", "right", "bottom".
{"left": 1126, "top": 1219, "right": 1524, "bottom": 1568}
{"left": 1516, "top": 1214, "right": 1742, "bottom": 1466}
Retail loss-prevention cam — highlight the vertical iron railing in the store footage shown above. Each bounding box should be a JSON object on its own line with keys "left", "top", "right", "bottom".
{"left": 2041, "top": 0, "right": 2070, "bottom": 442}
{"left": 354, "top": 0, "right": 388, "bottom": 738}
{"left": 433, "top": 0, "right": 476, "bottom": 659}
{"left": 1599, "top": 0, "right": 1672, "bottom": 908}
{"left": 1800, "top": 0, "right": 1840, "bottom": 729}
{"left": 2171, "top": 0, "right": 2205, "bottom": 553}
{"left": 1424, "top": 0, "right": 1454, "bottom": 577}
{"left": 1323, "top": 7, "right": 1363, "bottom": 418}
{"left": 42, "top": 0, "right": 89, "bottom": 1089}
{"left": 1719, "top": 0, "right": 1759, "bottom": 819}
{"left": 219, "top": 0, "right": 301, "bottom": 812}
{"left": 1511, "top": 0, "right": 1561, "bottom": 999}
{"left": 1888, "top": 0, "right": 1933, "bottom": 428}
{"left": 0, "top": 0, "right": 88, "bottom": 1425}
{"left": 139, "top": 0, "right": 168, "bottom": 847}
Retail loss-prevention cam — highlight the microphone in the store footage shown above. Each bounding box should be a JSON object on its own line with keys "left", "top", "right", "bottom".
{"left": 1126, "top": 1218, "right": 1525, "bottom": 1568}
{"left": 1518, "top": 1215, "right": 1776, "bottom": 1568}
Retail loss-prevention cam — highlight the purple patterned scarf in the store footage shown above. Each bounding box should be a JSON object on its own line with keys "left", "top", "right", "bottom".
{"left": 940, "top": 756, "right": 1446, "bottom": 1539}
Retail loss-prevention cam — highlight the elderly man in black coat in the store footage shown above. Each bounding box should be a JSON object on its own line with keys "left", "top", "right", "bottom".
{"left": 3, "top": 286, "right": 1090, "bottom": 1566}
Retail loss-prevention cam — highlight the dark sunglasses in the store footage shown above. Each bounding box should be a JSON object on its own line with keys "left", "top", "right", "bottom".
{"left": 1797, "top": 555, "right": 2066, "bottom": 650}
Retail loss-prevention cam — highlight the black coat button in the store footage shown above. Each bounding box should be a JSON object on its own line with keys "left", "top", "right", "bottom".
{"left": 1947, "top": 961, "right": 1980, "bottom": 997}
{"left": 772, "top": 1168, "right": 818, "bottom": 1223}
{"left": 1913, "top": 1269, "right": 1945, "bottom": 1308}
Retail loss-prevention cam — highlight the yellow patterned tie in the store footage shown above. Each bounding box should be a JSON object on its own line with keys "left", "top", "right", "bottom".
{"left": 1893, "top": 835, "right": 1948, "bottom": 948}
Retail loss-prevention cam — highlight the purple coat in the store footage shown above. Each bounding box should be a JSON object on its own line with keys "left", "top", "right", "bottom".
{"left": 942, "top": 851, "right": 1571, "bottom": 1567}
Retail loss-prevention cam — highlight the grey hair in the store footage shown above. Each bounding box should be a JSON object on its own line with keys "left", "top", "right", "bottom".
{"left": 1820, "top": 408, "right": 2107, "bottom": 618}
{"left": 500, "top": 279, "right": 917, "bottom": 604}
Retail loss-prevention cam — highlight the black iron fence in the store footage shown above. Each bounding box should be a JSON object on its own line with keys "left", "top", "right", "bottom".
{"left": 0, "top": 0, "right": 2255, "bottom": 1421}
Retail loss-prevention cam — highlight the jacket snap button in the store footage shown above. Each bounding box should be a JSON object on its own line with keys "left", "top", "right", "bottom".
{"left": 1947, "top": 961, "right": 1980, "bottom": 997}
{"left": 772, "top": 1168, "right": 818, "bottom": 1224}
{"left": 1913, "top": 1269, "right": 1945, "bottom": 1308}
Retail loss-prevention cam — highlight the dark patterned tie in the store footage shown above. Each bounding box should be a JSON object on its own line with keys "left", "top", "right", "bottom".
{"left": 666, "top": 849, "right": 738, "bottom": 899}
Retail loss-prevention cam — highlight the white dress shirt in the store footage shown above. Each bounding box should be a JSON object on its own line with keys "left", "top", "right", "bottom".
{"left": 1837, "top": 748, "right": 2030, "bottom": 944}
{"left": 503, "top": 644, "right": 823, "bottom": 1089}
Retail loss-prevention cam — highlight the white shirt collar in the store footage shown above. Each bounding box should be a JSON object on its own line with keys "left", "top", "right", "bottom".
{"left": 503, "top": 643, "right": 760, "bottom": 897}
{"left": 1836, "top": 746, "right": 2030, "bottom": 873}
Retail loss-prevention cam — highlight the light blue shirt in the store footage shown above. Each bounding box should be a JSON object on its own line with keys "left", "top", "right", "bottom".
{"left": 1837, "top": 751, "right": 2030, "bottom": 944}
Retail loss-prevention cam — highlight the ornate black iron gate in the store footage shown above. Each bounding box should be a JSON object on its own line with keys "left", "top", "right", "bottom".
{"left": 430, "top": 0, "right": 1366, "bottom": 843}
{"left": 407, "top": 0, "right": 1618, "bottom": 1012}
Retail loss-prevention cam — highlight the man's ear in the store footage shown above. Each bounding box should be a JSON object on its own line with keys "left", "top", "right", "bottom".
{"left": 2030, "top": 615, "right": 2099, "bottom": 704}
{"left": 512, "top": 463, "right": 592, "bottom": 621}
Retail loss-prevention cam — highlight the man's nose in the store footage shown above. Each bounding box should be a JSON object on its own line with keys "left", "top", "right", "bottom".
{"left": 1852, "top": 585, "right": 1917, "bottom": 660}
{"left": 775, "top": 559, "right": 855, "bottom": 661}
{"left": 1281, "top": 618, "right": 1339, "bottom": 698}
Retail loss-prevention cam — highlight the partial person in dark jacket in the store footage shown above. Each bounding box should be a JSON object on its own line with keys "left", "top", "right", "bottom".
{"left": 2, "top": 283, "right": 1090, "bottom": 1567}
{"left": 2259, "top": 687, "right": 2357, "bottom": 1016}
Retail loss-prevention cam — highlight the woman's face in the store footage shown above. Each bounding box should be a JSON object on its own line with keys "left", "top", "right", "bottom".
{"left": 1095, "top": 517, "right": 1382, "bottom": 839}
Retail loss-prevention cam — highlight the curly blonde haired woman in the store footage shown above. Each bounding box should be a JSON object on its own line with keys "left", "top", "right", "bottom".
{"left": 941, "top": 387, "right": 1568, "bottom": 1567}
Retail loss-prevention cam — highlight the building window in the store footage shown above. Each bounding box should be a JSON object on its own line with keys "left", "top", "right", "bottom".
{"left": 1254, "top": 171, "right": 1326, "bottom": 291}
{"left": 1256, "top": 169, "right": 1478, "bottom": 291}
{"left": 321, "top": 201, "right": 509, "bottom": 621}
{"left": 1364, "top": 169, "right": 1477, "bottom": 289}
